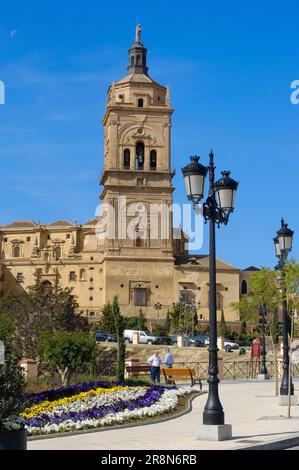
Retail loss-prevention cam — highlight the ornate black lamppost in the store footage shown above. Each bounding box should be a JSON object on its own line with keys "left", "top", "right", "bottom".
{"left": 258, "top": 302, "right": 269, "bottom": 377}
{"left": 273, "top": 219, "right": 294, "bottom": 397}
{"left": 182, "top": 150, "right": 238, "bottom": 432}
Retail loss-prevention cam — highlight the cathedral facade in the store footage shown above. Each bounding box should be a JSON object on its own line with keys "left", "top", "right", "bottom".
{"left": 0, "top": 28, "right": 251, "bottom": 328}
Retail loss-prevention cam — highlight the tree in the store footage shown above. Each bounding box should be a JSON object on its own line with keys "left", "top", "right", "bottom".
{"left": 0, "top": 284, "right": 88, "bottom": 359}
{"left": 39, "top": 331, "right": 97, "bottom": 386}
{"left": 0, "top": 315, "right": 26, "bottom": 430}
{"left": 100, "top": 302, "right": 116, "bottom": 334}
{"left": 112, "top": 297, "right": 126, "bottom": 381}
{"left": 164, "top": 311, "right": 171, "bottom": 335}
{"left": 219, "top": 310, "right": 228, "bottom": 337}
{"left": 168, "top": 303, "right": 194, "bottom": 335}
{"left": 137, "top": 309, "right": 147, "bottom": 330}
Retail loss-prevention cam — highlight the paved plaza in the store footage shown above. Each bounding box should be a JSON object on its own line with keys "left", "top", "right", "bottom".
{"left": 28, "top": 379, "right": 299, "bottom": 450}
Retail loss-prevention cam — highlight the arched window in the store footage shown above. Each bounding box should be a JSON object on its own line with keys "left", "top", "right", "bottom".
{"left": 13, "top": 245, "right": 20, "bottom": 258}
{"left": 80, "top": 268, "right": 86, "bottom": 280}
{"left": 137, "top": 98, "right": 144, "bottom": 108}
{"left": 135, "top": 142, "right": 144, "bottom": 170}
{"left": 241, "top": 280, "right": 248, "bottom": 295}
{"left": 123, "top": 148, "right": 130, "bottom": 169}
{"left": 41, "top": 280, "right": 52, "bottom": 288}
{"left": 131, "top": 56, "right": 134, "bottom": 66}
{"left": 54, "top": 246, "right": 62, "bottom": 260}
{"left": 136, "top": 54, "right": 141, "bottom": 64}
{"left": 150, "top": 150, "right": 157, "bottom": 170}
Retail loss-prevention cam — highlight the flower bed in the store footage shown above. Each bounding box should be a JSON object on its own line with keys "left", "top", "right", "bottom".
{"left": 20, "top": 381, "right": 195, "bottom": 436}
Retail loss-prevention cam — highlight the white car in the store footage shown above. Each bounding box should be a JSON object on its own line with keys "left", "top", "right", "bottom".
{"left": 205, "top": 337, "right": 239, "bottom": 351}
{"left": 123, "top": 330, "right": 160, "bottom": 345}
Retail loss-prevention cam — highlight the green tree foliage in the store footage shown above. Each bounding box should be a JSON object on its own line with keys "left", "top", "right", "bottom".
{"left": 284, "top": 260, "right": 299, "bottom": 316}
{"left": 168, "top": 303, "right": 194, "bottom": 335}
{"left": 232, "top": 269, "right": 280, "bottom": 328}
{"left": 0, "top": 315, "right": 26, "bottom": 429}
{"left": 152, "top": 324, "right": 168, "bottom": 337}
{"left": 124, "top": 316, "right": 139, "bottom": 329}
{"left": 219, "top": 310, "right": 228, "bottom": 337}
{"left": 100, "top": 302, "right": 116, "bottom": 334}
{"left": 39, "top": 331, "right": 97, "bottom": 386}
{"left": 164, "top": 311, "right": 171, "bottom": 335}
{"left": 137, "top": 309, "right": 147, "bottom": 330}
{"left": 112, "top": 297, "right": 126, "bottom": 381}
{"left": 0, "top": 284, "right": 88, "bottom": 358}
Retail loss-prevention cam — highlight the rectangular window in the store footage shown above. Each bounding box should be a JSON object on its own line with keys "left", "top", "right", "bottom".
{"left": 134, "top": 288, "right": 147, "bottom": 306}
{"left": 69, "top": 271, "right": 76, "bottom": 281}
{"left": 16, "top": 273, "right": 24, "bottom": 282}
{"left": 26, "top": 237, "right": 31, "bottom": 242}
{"left": 180, "top": 289, "right": 194, "bottom": 303}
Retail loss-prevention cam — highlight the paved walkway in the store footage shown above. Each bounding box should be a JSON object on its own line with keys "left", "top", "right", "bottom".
{"left": 28, "top": 380, "right": 299, "bottom": 450}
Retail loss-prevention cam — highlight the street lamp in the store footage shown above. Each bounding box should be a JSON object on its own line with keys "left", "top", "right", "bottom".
{"left": 182, "top": 150, "right": 238, "bottom": 436}
{"left": 273, "top": 218, "right": 294, "bottom": 397}
{"left": 258, "top": 302, "right": 269, "bottom": 378}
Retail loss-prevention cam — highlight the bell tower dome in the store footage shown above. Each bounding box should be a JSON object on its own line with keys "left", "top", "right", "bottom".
{"left": 127, "top": 24, "right": 148, "bottom": 75}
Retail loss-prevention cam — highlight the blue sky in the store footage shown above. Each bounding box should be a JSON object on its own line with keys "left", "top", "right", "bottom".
{"left": 0, "top": 0, "right": 298, "bottom": 269}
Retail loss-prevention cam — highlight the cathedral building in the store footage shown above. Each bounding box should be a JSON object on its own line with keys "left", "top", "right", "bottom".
{"left": 0, "top": 27, "right": 252, "bottom": 328}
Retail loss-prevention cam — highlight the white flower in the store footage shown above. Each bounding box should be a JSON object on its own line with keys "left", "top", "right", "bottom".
{"left": 26, "top": 387, "right": 193, "bottom": 436}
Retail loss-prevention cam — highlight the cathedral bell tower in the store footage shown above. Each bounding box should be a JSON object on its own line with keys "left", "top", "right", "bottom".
{"left": 100, "top": 25, "right": 175, "bottom": 258}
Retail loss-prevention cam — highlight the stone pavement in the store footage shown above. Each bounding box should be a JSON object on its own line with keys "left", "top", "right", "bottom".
{"left": 28, "top": 379, "right": 299, "bottom": 450}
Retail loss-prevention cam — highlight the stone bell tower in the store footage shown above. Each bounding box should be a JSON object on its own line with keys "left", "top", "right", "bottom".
{"left": 100, "top": 24, "right": 175, "bottom": 258}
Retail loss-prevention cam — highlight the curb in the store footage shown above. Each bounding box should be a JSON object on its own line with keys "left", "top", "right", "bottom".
{"left": 232, "top": 433, "right": 299, "bottom": 450}
{"left": 28, "top": 391, "right": 205, "bottom": 441}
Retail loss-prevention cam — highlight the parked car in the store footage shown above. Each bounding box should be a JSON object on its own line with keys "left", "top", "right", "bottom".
{"left": 95, "top": 331, "right": 117, "bottom": 343}
{"left": 170, "top": 334, "right": 201, "bottom": 347}
{"left": 194, "top": 334, "right": 209, "bottom": 347}
{"left": 204, "top": 337, "right": 240, "bottom": 352}
{"left": 223, "top": 339, "right": 239, "bottom": 352}
{"left": 123, "top": 330, "right": 160, "bottom": 345}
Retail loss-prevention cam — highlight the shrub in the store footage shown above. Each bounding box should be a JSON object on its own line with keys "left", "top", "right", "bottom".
{"left": 39, "top": 330, "right": 97, "bottom": 387}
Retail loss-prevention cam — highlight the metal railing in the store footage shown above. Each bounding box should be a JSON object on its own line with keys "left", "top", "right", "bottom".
{"left": 95, "top": 360, "right": 299, "bottom": 380}
{"left": 172, "top": 361, "right": 299, "bottom": 380}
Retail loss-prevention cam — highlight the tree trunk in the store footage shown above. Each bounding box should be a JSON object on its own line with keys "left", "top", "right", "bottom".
{"left": 271, "top": 337, "right": 279, "bottom": 397}
{"left": 57, "top": 366, "right": 73, "bottom": 387}
{"left": 288, "top": 312, "right": 294, "bottom": 419}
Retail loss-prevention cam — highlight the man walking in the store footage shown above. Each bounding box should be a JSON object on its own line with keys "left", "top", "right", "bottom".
{"left": 147, "top": 351, "right": 161, "bottom": 383}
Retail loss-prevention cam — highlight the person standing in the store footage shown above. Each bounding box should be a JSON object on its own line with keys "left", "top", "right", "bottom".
{"left": 147, "top": 351, "right": 161, "bottom": 383}
{"left": 164, "top": 348, "right": 174, "bottom": 368}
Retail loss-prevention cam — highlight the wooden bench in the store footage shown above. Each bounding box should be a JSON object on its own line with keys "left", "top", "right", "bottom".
{"left": 162, "top": 368, "right": 202, "bottom": 389}
{"left": 126, "top": 365, "right": 151, "bottom": 378}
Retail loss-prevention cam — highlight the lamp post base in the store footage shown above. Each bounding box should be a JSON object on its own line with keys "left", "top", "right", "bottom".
{"left": 258, "top": 373, "right": 270, "bottom": 380}
{"left": 196, "top": 424, "right": 232, "bottom": 441}
{"left": 278, "top": 395, "right": 298, "bottom": 406}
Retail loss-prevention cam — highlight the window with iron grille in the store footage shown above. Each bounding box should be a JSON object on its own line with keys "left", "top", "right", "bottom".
{"left": 179, "top": 289, "right": 195, "bottom": 303}
{"left": 134, "top": 288, "right": 147, "bottom": 306}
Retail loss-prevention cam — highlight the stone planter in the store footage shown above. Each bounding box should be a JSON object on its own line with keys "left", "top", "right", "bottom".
{"left": 0, "top": 429, "right": 27, "bottom": 450}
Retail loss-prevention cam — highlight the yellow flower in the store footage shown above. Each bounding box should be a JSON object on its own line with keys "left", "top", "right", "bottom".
{"left": 21, "top": 386, "right": 130, "bottom": 419}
